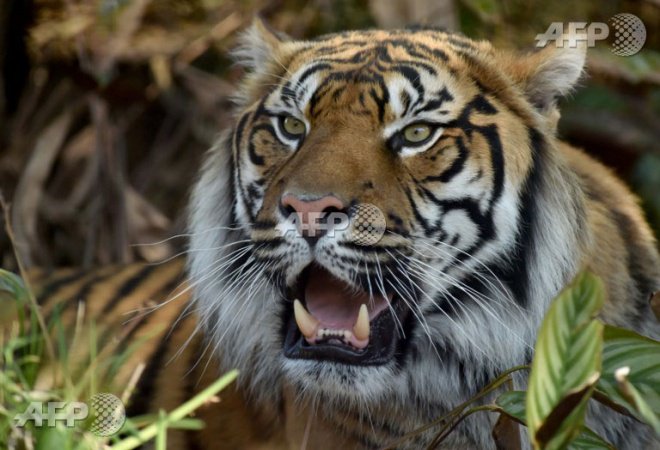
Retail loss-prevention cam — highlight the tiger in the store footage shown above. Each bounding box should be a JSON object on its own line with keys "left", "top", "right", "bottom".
{"left": 24, "top": 19, "right": 660, "bottom": 450}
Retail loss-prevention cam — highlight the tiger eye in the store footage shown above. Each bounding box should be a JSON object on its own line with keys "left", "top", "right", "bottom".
{"left": 403, "top": 123, "right": 432, "bottom": 144}
{"left": 282, "top": 116, "right": 306, "bottom": 136}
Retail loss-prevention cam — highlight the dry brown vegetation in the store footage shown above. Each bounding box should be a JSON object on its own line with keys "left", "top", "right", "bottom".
{"left": 0, "top": 0, "right": 658, "bottom": 270}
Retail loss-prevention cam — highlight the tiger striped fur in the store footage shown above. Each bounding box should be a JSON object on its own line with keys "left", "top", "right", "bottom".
{"left": 32, "top": 21, "right": 660, "bottom": 449}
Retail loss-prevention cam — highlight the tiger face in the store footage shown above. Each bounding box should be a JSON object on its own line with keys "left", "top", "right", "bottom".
{"left": 189, "top": 21, "right": 589, "bottom": 418}
{"left": 236, "top": 28, "right": 538, "bottom": 372}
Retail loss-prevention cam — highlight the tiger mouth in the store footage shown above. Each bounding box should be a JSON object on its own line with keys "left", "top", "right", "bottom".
{"left": 282, "top": 264, "right": 408, "bottom": 365}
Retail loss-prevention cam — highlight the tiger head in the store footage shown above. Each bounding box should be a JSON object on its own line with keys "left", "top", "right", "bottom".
{"left": 189, "top": 21, "right": 586, "bottom": 411}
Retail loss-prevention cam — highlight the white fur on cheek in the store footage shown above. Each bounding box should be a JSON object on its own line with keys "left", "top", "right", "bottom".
{"left": 188, "top": 133, "right": 284, "bottom": 404}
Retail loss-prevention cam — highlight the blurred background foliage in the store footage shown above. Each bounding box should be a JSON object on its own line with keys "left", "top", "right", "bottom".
{"left": 0, "top": 0, "right": 658, "bottom": 270}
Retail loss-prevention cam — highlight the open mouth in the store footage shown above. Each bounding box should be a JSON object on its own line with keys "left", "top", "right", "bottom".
{"left": 283, "top": 264, "right": 409, "bottom": 365}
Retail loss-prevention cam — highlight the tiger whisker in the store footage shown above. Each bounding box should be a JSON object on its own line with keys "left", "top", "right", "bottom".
{"left": 383, "top": 266, "right": 440, "bottom": 359}
{"left": 385, "top": 229, "right": 523, "bottom": 316}
{"left": 194, "top": 262, "right": 271, "bottom": 380}
{"left": 409, "top": 240, "right": 528, "bottom": 327}
{"left": 403, "top": 254, "right": 531, "bottom": 350}
{"left": 390, "top": 253, "right": 495, "bottom": 362}
{"left": 186, "top": 258, "right": 265, "bottom": 372}
{"left": 373, "top": 257, "right": 405, "bottom": 337}
{"left": 122, "top": 244, "right": 254, "bottom": 321}
{"left": 130, "top": 224, "right": 253, "bottom": 248}
{"left": 144, "top": 239, "right": 254, "bottom": 266}
{"left": 409, "top": 234, "right": 522, "bottom": 312}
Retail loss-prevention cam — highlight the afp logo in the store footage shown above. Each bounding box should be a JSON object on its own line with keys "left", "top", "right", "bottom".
{"left": 535, "top": 13, "right": 646, "bottom": 56}
{"left": 13, "top": 393, "right": 126, "bottom": 436}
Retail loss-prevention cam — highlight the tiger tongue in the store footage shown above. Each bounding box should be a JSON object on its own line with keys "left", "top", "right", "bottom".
{"left": 304, "top": 265, "right": 389, "bottom": 331}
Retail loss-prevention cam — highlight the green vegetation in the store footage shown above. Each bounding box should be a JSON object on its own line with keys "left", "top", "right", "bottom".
{"left": 0, "top": 267, "right": 238, "bottom": 450}
{"left": 386, "top": 272, "right": 660, "bottom": 449}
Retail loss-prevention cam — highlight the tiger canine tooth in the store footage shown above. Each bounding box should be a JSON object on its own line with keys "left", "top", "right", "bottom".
{"left": 293, "top": 299, "right": 318, "bottom": 338}
{"left": 353, "top": 304, "right": 370, "bottom": 341}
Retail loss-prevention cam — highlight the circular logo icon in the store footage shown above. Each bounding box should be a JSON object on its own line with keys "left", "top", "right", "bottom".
{"left": 610, "top": 13, "right": 646, "bottom": 56}
{"left": 348, "top": 203, "right": 386, "bottom": 246}
{"left": 88, "top": 393, "right": 125, "bottom": 437}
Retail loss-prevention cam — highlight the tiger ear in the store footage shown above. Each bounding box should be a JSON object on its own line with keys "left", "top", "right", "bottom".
{"left": 505, "top": 40, "right": 587, "bottom": 114}
{"left": 232, "top": 16, "right": 290, "bottom": 71}
{"left": 232, "top": 17, "right": 294, "bottom": 105}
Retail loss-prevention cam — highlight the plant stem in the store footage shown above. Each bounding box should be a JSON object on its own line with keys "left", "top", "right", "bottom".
{"left": 109, "top": 369, "right": 238, "bottom": 450}
{"left": 0, "top": 194, "right": 59, "bottom": 382}
{"left": 427, "top": 405, "right": 499, "bottom": 449}
{"left": 382, "top": 364, "right": 529, "bottom": 449}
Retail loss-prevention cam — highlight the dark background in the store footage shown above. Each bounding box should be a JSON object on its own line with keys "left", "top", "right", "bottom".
{"left": 1, "top": 0, "right": 658, "bottom": 270}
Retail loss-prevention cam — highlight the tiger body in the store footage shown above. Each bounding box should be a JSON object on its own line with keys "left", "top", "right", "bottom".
{"left": 28, "top": 23, "right": 660, "bottom": 449}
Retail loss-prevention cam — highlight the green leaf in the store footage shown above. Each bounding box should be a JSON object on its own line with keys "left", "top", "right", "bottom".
{"left": 598, "top": 325, "right": 660, "bottom": 429}
{"left": 526, "top": 272, "right": 605, "bottom": 450}
{"left": 496, "top": 391, "right": 614, "bottom": 450}
{"left": 568, "top": 428, "right": 615, "bottom": 450}
{"left": 0, "top": 268, "right": 27, "bottom": 303}
{"left": 613, "top": 367, "right": 660, "bottom": 434}
{"left": 497, "top": 391, "right": 526, "bottom": 423}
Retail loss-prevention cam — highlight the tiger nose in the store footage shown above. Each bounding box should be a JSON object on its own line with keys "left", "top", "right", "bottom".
{"left": 280, "top": 194, "right": 345, "bottom": 245}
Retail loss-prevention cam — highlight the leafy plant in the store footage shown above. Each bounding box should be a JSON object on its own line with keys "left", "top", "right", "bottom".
{"left": 525, "top": 272, "right": 604, "bottom": 449}
{"left": 386, "top": 271, "right": 660, "bottom": 449}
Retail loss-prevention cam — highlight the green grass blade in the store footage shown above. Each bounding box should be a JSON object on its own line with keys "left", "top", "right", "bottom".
{"left": 109, "top": 369, "right": 238, "bottom": 450}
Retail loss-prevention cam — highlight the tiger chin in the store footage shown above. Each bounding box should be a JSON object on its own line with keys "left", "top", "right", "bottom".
{"left": 187, "top": 20, "right": 660, "bottom": 449}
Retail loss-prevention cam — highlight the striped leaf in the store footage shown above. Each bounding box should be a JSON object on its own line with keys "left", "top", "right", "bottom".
{"left": 597, "top": 325, "right": 660, "bottom": 430}
{"left": 525, "top": 272, "right": 605, "bottom": 450}
{"left": 497, "top": 391, "right": 526, "bottom": 423}
{"left": 568, "top": 428, "right": 615, "bottom": 450}
{"left": 496, "top": 391, "right": 613, "bottom": 449}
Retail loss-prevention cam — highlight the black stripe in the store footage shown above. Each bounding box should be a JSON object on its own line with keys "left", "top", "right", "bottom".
{"left": 297, "top": 62, "right": 332, "bottom": 85}
{"left": 251, "top": 238, "right": 285, "bottom": 249}
{"left": 422, "top": 135, "right": 468, "bottom": 183}
{"left": 489, "top": 127, "right": 546, "bottom": 308}
{"left": 44, "top": 267, "right": 124, "bottom": 321}
{"left": 400, "top": 90, "right": 411, "bottom": 115}
{"left": 234, "top": 108, "right": 260, "bottom": 223}
{"left": 447, "top": 36, "right": 478, "bottom": 50}
{"left": 434, "top": 125, "right": 525, "bottom": 307}
{"left": 126, "top": 302, "right": 188, "bottom": 417}
{"left": 413, "top": 86, "right": 454, "bottom": 115}
{"left": 369, "top": 85, "right": 388, "bottom": 123}
{"left": 101, "top": 265, "right": 157, "bottom": 314}
{"left": 388, "top": 39, "right": 442, "bottom": 72}
{"left": 483, "top": 124, "right": 505, "bottom": 208}
{"left": 611, "top": 209, "right": 660, "bottom": 326}
{"left": 98, "top": 273, "right": 187, "bottom": 354}
{"left": 37, "top": 270, "right": 87, "bottom": 305}
{"left": 233, "top": 112, "right": 250, "bottom": 156}
{"left": 251, "top": 220, "right": 278, "bottom": 230}
{"left": 248, "top": 123, "right": 279, "bottom": 166}
{"left": 420, "top": 97, "right": 530, "bottom": 313}
{"left": 404, "top": 186, "right": 434, "bottom": 237}
{"left": 392, "top": 65, "right": 424, "bottom": 103}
